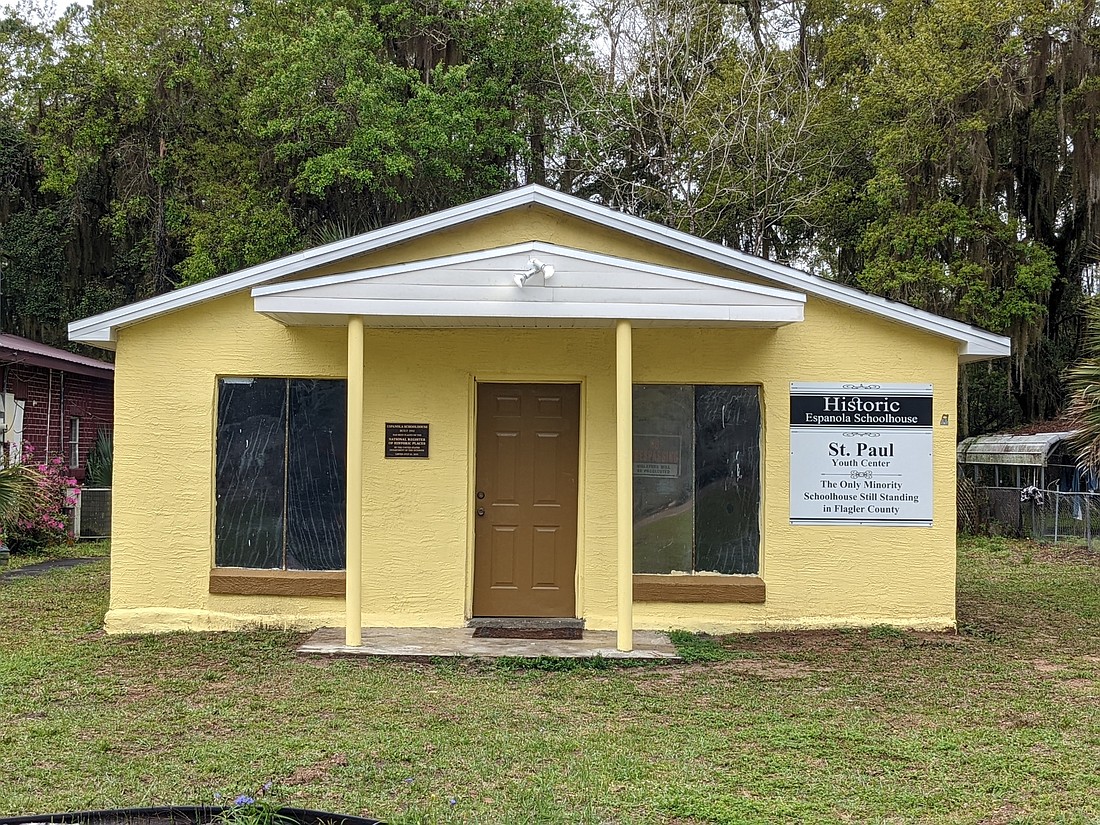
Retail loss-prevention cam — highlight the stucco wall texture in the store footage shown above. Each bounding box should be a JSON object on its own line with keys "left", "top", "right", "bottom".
{"left": 106, "top": 209, "right": 959, "bottom": 635}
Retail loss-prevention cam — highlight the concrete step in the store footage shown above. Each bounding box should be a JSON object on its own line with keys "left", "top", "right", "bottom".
{"left": 468, "top": 617, "right": 585, "bottom": 639}
{"left": 468, "top": 617, "right": 585, "bottom": 630}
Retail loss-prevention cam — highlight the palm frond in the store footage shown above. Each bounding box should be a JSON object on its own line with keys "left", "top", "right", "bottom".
{"left": 85, "top": 429, "right": 113, "bottom": 487}
{"left": 0, "top": 463, "right": 45, "bottom": 526}
{"left": 1066, "top": 299, "right": 1100, "bottom": 474}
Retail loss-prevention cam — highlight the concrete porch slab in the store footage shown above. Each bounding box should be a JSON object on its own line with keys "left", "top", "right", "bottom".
{"left": 297, "top": 626, "right": 681, "bottom": 660}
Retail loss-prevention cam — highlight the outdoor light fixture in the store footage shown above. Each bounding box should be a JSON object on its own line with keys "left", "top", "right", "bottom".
{"left": 513, "top": 257, "right": 555, "bottom": 288}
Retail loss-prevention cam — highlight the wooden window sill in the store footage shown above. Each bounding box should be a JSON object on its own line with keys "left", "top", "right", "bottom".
{"left": 633, "top": 574, "right": 765, "bottom": 604}
{"left": 209, "top": 568, "right": 346, "bottom": 597}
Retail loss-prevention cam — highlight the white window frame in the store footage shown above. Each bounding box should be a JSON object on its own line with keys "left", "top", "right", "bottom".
{"left": 69, "top": 417, "right": 80, "bottom": 467}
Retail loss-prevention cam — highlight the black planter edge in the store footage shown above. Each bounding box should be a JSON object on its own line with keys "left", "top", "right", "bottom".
{"left": 0, "top": 806, "right": 383, "bottom": 825}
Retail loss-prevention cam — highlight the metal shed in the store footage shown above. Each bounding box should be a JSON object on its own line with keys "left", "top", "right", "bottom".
{"left": 957, "top": 431, "right": 1080, "bottom": 490}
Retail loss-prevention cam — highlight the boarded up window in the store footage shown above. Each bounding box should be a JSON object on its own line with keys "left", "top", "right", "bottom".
{"left": 215, "top": 378, "right": 346, "bottom": 570}
{"left": 633, "top": 385, "right": 761, "bottom": 575}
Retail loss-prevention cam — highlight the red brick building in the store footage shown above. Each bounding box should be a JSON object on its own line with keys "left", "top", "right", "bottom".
{"left": 0, "top": 334, "right": 114, "bottom": 482}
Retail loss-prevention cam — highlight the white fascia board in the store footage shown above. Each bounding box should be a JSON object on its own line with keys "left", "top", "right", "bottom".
{"left": 70, "top": 182, "right": 1009, "bottom": 360}
{"left": 960, "top": 339, "right": 1013, "bottom": 359}
{"left": 67, "top": 186, "right": 543, "bottom": 344}
{"left": 252, "top": 241, "right": 807, "bottom": 305}
{"left": 527, "top": 189, "right": 1012, "bottom": 360}
{"left": 252, "top": 295, "right": 804, "bottom": 324}
{"left": 71, "top": 327, "right": 116, "bottom": 345}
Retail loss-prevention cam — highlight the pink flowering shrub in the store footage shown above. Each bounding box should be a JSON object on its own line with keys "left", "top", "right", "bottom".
{"left": 2, "top": 445, "right": 77, "bottom": 552}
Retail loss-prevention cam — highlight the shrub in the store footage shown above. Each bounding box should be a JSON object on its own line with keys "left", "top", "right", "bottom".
{"left": 1, "top": 445, "right": 77, "bottom": 552}
{"left": 85, "top": 428, "right": 113, "bottom": 487}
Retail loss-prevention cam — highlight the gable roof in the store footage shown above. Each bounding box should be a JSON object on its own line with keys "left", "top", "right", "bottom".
{"left": 68, "top": 185, "right": 1010, "bottom": 362}
{"left": 252, "top": 242, "right": 806, "bottom": 328}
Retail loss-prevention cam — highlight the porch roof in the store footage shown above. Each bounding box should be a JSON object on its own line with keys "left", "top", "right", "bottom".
{"left": 251, "top": 242, "right": 806, "bottom": 328}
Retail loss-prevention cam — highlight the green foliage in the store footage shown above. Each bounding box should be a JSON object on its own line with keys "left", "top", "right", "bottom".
{"left": 0, "top": 206, "right": 66, "bottom": 335}
{"left": 667, "top": 629, "right": 732, "bottom": 662}
{"left": 492, "top": 654, "right": 621, "bottom": 672}
{"left": 964, "top": 360, "right": 1024, "bottom": 435}
{"left": 1, "top": 450, "right": 75, "bottom": 553}
{"left": 241, "top": 0, "right": 578, "bottom": 225}
{"left": 867, "top": 624, "right": 906, "bottom": 640}
{"left": 857, "top": 201, "right": 1057, "bottom": 333}
{"left": 214, "top": 796, "right": 293, "bottom": 825}
{"left": 822, "top": 0, "right": 1099, "bottom": 423}
{"left": 84, "top": 429, "right": 113, "bottom": 487}
{"left": 0, "top": 462, "right": 43, "bottom": 528}
{"left": 178, "top": 185, "right": 300, "bottom": 287}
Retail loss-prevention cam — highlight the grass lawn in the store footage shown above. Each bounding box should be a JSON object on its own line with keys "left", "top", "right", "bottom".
{"left": 1, "top": 538, "right": 110, "bottom": 573}
{"left": 1, "top": 536, "right": 1098, "bottom": 824}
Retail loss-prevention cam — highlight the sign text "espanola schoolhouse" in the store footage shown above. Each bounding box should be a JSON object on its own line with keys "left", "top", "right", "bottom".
{"left": 789, "top": 383, "right": 933, "bottom": 526}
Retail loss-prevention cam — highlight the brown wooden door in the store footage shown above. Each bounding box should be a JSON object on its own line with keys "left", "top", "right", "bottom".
{"left": 473, "top": 383, "right": 580, "bottom": 618}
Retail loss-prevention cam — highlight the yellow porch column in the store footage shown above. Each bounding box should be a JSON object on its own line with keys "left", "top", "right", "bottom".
{"left": 345, "top": 315, "right": 365, "bottom": 647}
{"left": 615, "top": 319, "right": 634, "bottom": 652}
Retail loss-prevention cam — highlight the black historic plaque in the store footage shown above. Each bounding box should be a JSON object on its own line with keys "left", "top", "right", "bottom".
{"left": 385, "top": 423, "right": 429, "bottom": 458}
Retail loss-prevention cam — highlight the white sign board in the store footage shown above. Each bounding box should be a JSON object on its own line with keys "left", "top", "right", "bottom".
{"left": 790, "top": 382, "right": 933, "bottom": 526}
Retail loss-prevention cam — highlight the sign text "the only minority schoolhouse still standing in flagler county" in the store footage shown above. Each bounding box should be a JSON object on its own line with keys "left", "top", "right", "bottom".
{"left": 789, "top": 383, "right": 934, "bottom": 527}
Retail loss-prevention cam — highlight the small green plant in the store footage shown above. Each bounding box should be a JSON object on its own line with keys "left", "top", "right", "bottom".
{"left": 667, "top": 630, "right": 732, "bottom": 662}
{"left": 867, "top": 624, "right": 906, "bottom": 640}
{"left": 213, "top": 784, "right": 293, "bottom": 825}
{"left": 493, "top": 654, "right": 615, "bottom": 672}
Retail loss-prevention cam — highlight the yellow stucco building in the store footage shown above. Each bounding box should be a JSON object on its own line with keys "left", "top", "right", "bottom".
{"left": 70, "top": 186, "right": 1010, "bottom": 650}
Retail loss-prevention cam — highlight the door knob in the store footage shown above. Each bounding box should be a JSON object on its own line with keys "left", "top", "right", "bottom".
{"left": 476, "top": 507, "right": 486, "bottom": 517}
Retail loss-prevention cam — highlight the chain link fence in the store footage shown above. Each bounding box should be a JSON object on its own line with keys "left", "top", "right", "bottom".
{"left": 74, "top": 487, "right": 112, "bottom": 539}
{"left": 961, "top": 479, "right": 1100, "bottom": 548}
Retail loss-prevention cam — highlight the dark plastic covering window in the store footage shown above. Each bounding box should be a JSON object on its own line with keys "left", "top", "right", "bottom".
{"left": 216, "top": 378, "right": 347, "bottom": 571}
{"left": 633, "top": 385, "right": 761, "bottom": 575}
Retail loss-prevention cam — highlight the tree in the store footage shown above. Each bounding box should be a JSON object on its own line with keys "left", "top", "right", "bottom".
{"left": 806, "top": 0, "right": 1099, "bottom": 430}
{"left": 241, "top": 0, "right": 585, "bottom": 237}
{"left": 559, "top": 0, "right": 837, "bottom": 259}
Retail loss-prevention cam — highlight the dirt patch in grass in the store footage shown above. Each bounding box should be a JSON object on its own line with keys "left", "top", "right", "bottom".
{"left": 636, "top": 656, "right": 818, "bottom": 681}
{"left": 728, "top": 628, "right": 855, "bottom": 653}
{"left": 284, "top": 754, "right": 350, "bottom": 786}
{"left": 997, "top": 711, "right": 1045, "bottom": 730}
{"left": 1057, "top": 677, "right": 1097, "bottom": 692}
{"left": 980, "top": 803, "right": 1025, "bottom": 825}
{"left": 717, "top": 627, "right": 974, "bottom": 661}
{"left": 716, "top": 659, "right": 817, "bottom": 679}
{"left": 1023, "top": 543, "right": 1100, "bottom": 565}
{"left": 906, "top": 630, "right": 970, "bottom": 646}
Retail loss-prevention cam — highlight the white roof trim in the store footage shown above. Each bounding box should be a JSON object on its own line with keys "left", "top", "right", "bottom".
{"left": 255, "top": 298, "right": 804, "bottom": 325}
{"left": 251, "top": 242, "right": 806, "bottom": 302}
{"left": 68, "top": 185, "right": 1010, "bottom": 360}
{"left": 252, "top": 242, "right": 806, "bottom": 328}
